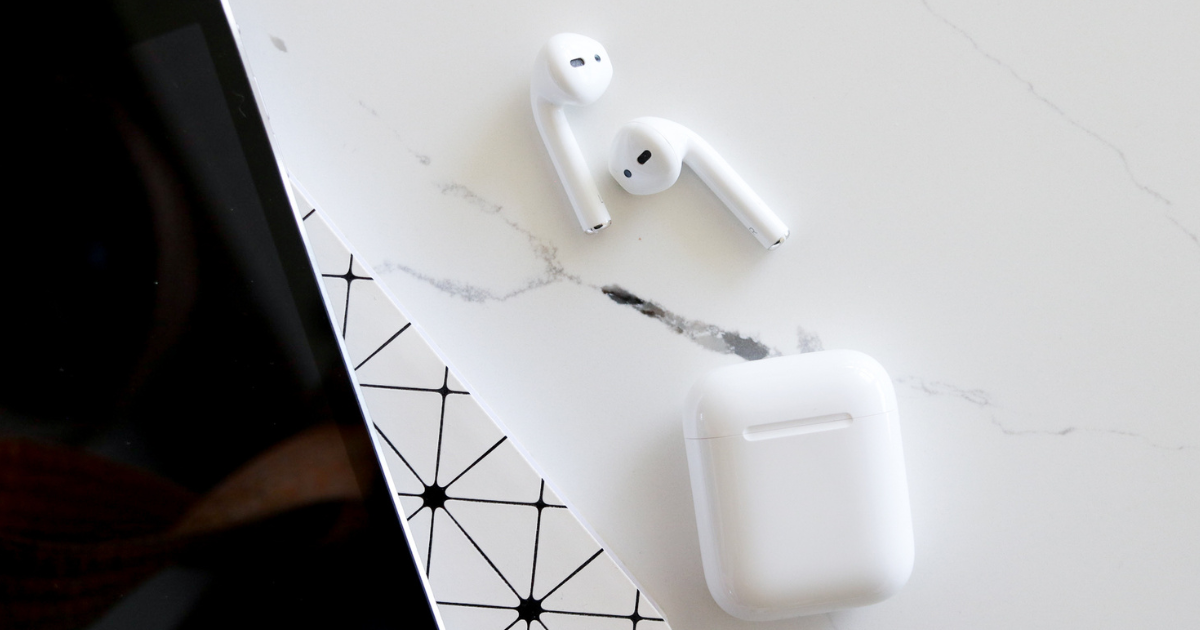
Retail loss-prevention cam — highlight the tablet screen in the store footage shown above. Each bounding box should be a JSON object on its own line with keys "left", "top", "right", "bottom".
{"left": 1, "top": 2, "right": 439, "bottom": 628}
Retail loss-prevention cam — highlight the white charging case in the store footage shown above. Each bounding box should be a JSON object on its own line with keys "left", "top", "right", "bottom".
{"left": 683, "top": 350, "right": 914, "bottom": 620}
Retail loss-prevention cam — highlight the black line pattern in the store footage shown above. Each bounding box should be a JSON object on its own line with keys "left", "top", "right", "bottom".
{"left": 366, "top": 364, "right": 667, "bottom": 629}
{"left": 355, "top": 323, "right": 410, "bottom": 370}
{"left": 307, "top": 212, "right": 671, "bottom": 629}
{"left": 321, "top": 254, "right": 373, "bottom": 337}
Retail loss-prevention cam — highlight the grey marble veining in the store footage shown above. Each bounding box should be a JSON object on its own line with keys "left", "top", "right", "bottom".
{"left": 373, "top": 178, "right": 803, "bottom": 362}
{"left": 920, "top": 1, "right": 1170, "bottom": 205}
{"left": 897, "top": 376, "right": 1197, "bottom": 451}
{"left": 918, "top": 0, "right": 1200, "bottom": 251}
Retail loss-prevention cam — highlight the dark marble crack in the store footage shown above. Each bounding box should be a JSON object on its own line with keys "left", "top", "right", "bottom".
{"left": 919, "top": 0, "right": 1172, "bottom": 207}
{"left": 602, "top": 285, "right": 778, "bottom": 361}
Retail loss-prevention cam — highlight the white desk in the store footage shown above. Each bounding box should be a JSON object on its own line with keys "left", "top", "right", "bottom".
{"left": 226, "top": 2, "right": 1200, "bottom": 627}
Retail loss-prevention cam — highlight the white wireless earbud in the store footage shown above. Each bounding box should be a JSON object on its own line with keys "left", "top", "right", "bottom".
{"left": 609, "top": 117, "right": 790, "bottom": 250}
{"left": 531, "top": 33, "right": 612, "bottom": 233}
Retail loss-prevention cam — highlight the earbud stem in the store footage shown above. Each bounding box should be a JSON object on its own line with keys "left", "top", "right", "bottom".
{"left": 532, "top": 95, "right": 611, "bottom": 233}
{"left": 683, "top": 133, "right": 790, "bottom": 250}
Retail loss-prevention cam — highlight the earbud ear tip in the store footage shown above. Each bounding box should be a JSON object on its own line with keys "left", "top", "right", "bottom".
{"left": 607, "top": 121, "right": 682, "bottom": 195}
{"left": 536, "top": 33, "right": 612, "bottom": 106}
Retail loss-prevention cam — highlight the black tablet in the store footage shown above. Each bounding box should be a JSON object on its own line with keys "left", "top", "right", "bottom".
{"left": 0, "top": 1, "right": 440, "bottom": 628}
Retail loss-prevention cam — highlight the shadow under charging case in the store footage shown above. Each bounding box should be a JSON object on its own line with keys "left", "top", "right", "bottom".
{"left": 683, "top": 350, "right": 914, "bottom": 620}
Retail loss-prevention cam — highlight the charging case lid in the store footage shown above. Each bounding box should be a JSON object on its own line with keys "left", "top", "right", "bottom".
{"left": 683, "top": 350, "right": 897, "bottom": 440}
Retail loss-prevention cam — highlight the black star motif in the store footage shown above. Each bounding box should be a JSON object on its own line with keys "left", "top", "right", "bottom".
{"left": 320, "top": 254, "right": 373, "bottom": 337}
{"left": 419, "top": 482, "right": 448, "bottom": 512}
{"left": 513, "top": 595, "right": 545, "bottom": 624}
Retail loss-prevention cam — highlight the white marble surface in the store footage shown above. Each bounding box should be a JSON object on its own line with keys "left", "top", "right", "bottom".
{"left": 226, "top": 1, "right": 1200, "bottom": 628}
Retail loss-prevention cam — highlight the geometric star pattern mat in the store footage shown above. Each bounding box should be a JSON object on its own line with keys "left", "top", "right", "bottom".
{"left": 296, "top": 192, "right": 671, "bottom": 630}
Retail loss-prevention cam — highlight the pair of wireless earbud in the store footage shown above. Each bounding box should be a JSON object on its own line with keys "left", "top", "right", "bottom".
{"left": 532, "top": 33, "right": 790, "bottom": 250}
